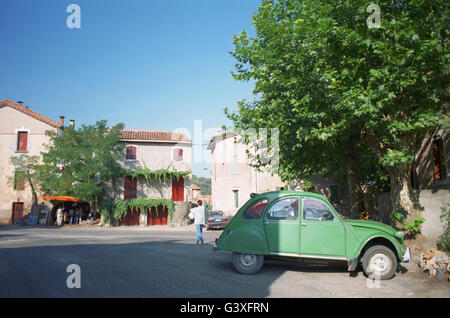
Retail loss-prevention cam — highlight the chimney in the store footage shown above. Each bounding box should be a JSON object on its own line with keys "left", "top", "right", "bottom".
{"left": 59, "top": 116, "right": 65, "bottom": 127}
{"left": 69, "top": 119, "right": 75, "bottom": 128}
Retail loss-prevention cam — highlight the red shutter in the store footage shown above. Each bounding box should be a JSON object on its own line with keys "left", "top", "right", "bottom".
{"left": 173, "top": 148, "right": 183, "bottom": 161}
{"left": 171, "top": 177, "right": 184, "bottom": 201}
{"left": 126, "top": 146, "right": 136, "bottom": 160}
{"left": 17, "top": 132, "right": 28, "bottom": 152}
{"left": 124, "top": 176, "right": 137, "bottom": 199}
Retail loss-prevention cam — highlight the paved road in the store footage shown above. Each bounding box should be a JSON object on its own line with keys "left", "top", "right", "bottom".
{"left": 0, "top": 225, "right": 448, "bottom": 298}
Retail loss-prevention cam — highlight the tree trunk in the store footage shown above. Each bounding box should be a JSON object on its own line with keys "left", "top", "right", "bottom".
{"left": 386, "top": 165, "right": 421, "bottom": 222}
{"left": 347, "top": 156, "right": 362, "bottom": 218}
{"left": 26, "top": 172, "right": 38, "bottom": 205}
{"left": 346, "top": 133, "right": 363, "bottom": 218}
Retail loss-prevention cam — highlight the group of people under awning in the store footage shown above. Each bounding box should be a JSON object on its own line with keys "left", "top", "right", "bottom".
{"left": 42, "top": 196, "right": 94, "bottom": 226}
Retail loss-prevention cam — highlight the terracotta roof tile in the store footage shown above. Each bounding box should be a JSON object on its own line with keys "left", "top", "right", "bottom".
{"left": 0, "top": 99, "right": 61, "bottom": 128}
{"left": 120, "top": 129, "right": 191, "bottom": 143}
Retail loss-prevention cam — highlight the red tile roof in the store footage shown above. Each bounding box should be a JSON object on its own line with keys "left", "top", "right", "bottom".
{"left": 0, "top": 99, "right": 61, "bottom": 128}
{"left": 120, "top": 129, "right": 191, "bottom": 143}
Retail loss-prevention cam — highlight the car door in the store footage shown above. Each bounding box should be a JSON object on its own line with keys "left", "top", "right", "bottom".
{"left": 263, "top": 196, "right": 300, "bottom": 254}
{"left": 300, "top": 196, "right": 346, "bottom": 258}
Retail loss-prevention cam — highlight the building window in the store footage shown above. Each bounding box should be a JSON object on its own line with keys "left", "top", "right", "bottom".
{"left": 232, "top": 155, "right": 238, "bottom": 175}
{"left": 174, "top": 148, "right": 183, "bottom": 161}
{"left": 233, "top": 190, "right": 239, "bottom": 209}
{"left": 17, "top": 131, "right": 28, "bottom": 152}
{"left": 432, "top": 139, "right": 446, "bottom": 181}
{"left": 126, "top": 146, "right": 137, "bottom": 160}
{"left": 172, "top": 177, "right": 185, "bottom": 201}
{"left": 124, "top": 176, "right": 137, "bottom": 199}
{"left": 14, "top": 170, "right": 26, "bottom": 191}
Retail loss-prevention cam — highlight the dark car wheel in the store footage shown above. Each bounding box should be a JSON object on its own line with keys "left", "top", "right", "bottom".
{"left": 232, "top": 253, "right": 264, "bottom": 275}
{"left": 362, "top": 245, "right": 398, "bottom": 280}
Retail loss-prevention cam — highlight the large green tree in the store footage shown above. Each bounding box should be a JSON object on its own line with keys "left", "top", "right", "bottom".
{"left": 38, "top": 120, "right": 125, "bottom": 211}
{"left": 226, "top": 0, "right": 449, "bottom": 220}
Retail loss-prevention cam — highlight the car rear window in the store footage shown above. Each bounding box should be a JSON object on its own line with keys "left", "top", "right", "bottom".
{"left": 243, "top": 199, "right": 268, "bottom": 219}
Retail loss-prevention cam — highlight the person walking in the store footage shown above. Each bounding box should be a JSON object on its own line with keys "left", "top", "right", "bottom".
{"left": 189, "top": 200, "right": 206, "bottom": 245}
{"left": 56, "top": 206, "right": 63, "bottom": 226}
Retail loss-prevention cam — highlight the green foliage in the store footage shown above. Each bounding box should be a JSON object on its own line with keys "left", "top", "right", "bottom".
{"left": 8, "top": 154, "right": 41, "bottom": 204}
{"left": 226, "top": 0, "right": 449, "bottom": 209}
{"left": 403, "top": 217, "right": 426, "bottom": 236}
{"left": 123, "top": 163, "right": 190, "bottom": 184}
{"left": 390, "top": 211, "right": 425, "bottom": 236}
{"left": 390, "top": 211, "right": 405, "bottom": 224}
{"left": 99, "top": 198, "right": 175, "bottom": 226}
{"left": 37, "top": 120, "right": 125, "bottom": 205}
{"left": 191, "top": 175, "right": 211, "bottom": 195}
{"left": 438, "top": 204, "right": 450, "bottom": 253}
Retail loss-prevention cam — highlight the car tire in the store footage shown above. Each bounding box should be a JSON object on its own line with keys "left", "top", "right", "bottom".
{"left": 362, "top": 245, "right": 398, "bottom": 280}
{"left": 232, "top": 253, "right": 264, "bottom": 275}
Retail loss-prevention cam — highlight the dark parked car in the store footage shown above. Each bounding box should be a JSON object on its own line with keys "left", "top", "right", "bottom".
{"left": 207, "top": 210, "right": 229, "bottom": 230}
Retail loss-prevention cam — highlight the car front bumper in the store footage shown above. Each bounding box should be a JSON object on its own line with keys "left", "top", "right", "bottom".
{"left": 402, "top": 247, "right": 411, "bottom": 263}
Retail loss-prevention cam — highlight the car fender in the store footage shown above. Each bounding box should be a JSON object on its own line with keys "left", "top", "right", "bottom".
{"left": 351, "top": 233, "right": 404, "bottom": 261}
{"left": 217, "top": 222, "right": 269, "bottom": 255}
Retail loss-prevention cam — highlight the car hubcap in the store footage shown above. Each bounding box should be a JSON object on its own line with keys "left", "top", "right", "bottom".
{"left": 239, "top": 254, "right": 257, "bottom": 269}
{"left": 369, "top": 253, "right": 390, "bottom": 274}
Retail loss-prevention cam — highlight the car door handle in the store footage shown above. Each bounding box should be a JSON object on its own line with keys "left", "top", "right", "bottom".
{"left": 264, "top": 221, "right": 270, "bottom": 225}
{"left": 302, "top": 223, "right": 307, "bottom": 226}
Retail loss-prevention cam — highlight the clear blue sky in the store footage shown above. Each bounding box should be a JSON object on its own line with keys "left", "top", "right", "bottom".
{"left": 0, "top": 0, "right": 260, "bottom": 177}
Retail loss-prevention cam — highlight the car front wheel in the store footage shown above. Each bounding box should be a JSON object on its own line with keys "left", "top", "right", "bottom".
{"left": 232, "top": 253, "right": 264, "bottom": 275}
{"left": 362, "top": 245, "right": 398, "bottom": 280}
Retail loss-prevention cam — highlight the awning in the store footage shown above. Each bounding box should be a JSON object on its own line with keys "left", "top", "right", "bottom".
{"left": 42, "top": 196, "right": 81, "bottom": 203}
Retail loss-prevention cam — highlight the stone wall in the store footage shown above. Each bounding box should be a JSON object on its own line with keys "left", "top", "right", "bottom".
{"left": 171, "top": 201, "right": 191, "bottom": 226}
{"left": 419, "top": 189, "right": 449, "bottom": 245}
{"left": 377, "top": 189, "right": 449, "bottom": 247}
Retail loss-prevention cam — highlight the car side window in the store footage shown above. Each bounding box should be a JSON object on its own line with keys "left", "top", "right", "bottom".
{"left": 266, "top": 197, "right": 299, "bottom": 220}
{"left": 243, "top": 199, "right": 268, "bottom": 219}
{"left": 302, "top": 198, "right": 334, "bottom": 221}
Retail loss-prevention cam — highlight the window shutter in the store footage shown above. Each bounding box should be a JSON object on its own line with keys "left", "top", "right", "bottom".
{"left": 174, "top": 148, "right": 183, "bottom": 161}
{"left": 124, "top": 176, "right": 137, "bottom": 199}
{"left": 126, "top": 146, "right": 137, "bottom": 160}
{"left": 14, "top": 171, "right": 25, "bottom": 191}
{"left": 17, "top": 132, "right": 28, "bottom": 152}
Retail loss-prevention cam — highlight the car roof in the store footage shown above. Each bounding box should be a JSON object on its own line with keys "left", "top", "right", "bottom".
{"left": 250, "top": 190, "right": 328, "bottom": 201}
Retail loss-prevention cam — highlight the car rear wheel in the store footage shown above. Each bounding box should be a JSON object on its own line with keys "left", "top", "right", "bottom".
{"left": 362, "top": 245, "right": 398, "bottom": 280}
{"left": 232, "top": 253, "right": 264, "bottom": 275}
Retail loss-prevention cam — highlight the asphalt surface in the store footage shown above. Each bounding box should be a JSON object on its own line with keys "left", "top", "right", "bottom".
{"left": 0, "top": 225, "right": 448, "bottom": 298}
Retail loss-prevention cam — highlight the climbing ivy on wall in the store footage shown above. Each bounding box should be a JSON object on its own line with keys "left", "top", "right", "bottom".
{"left": 122, "top": 162, "right": 191, "bottom": 184}
{"left": 100, "top": 198, "right": 175, "bottom": 225}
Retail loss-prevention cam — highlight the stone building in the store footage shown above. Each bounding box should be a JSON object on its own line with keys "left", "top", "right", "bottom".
{"left": 207, "top": 132, "right": 286, "bottom": 216}
{"left": 105, "top": 129, "right": 193, "bottom": 225}
{"left": 0, "top": 99, "right": 62, "bottom": 224}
